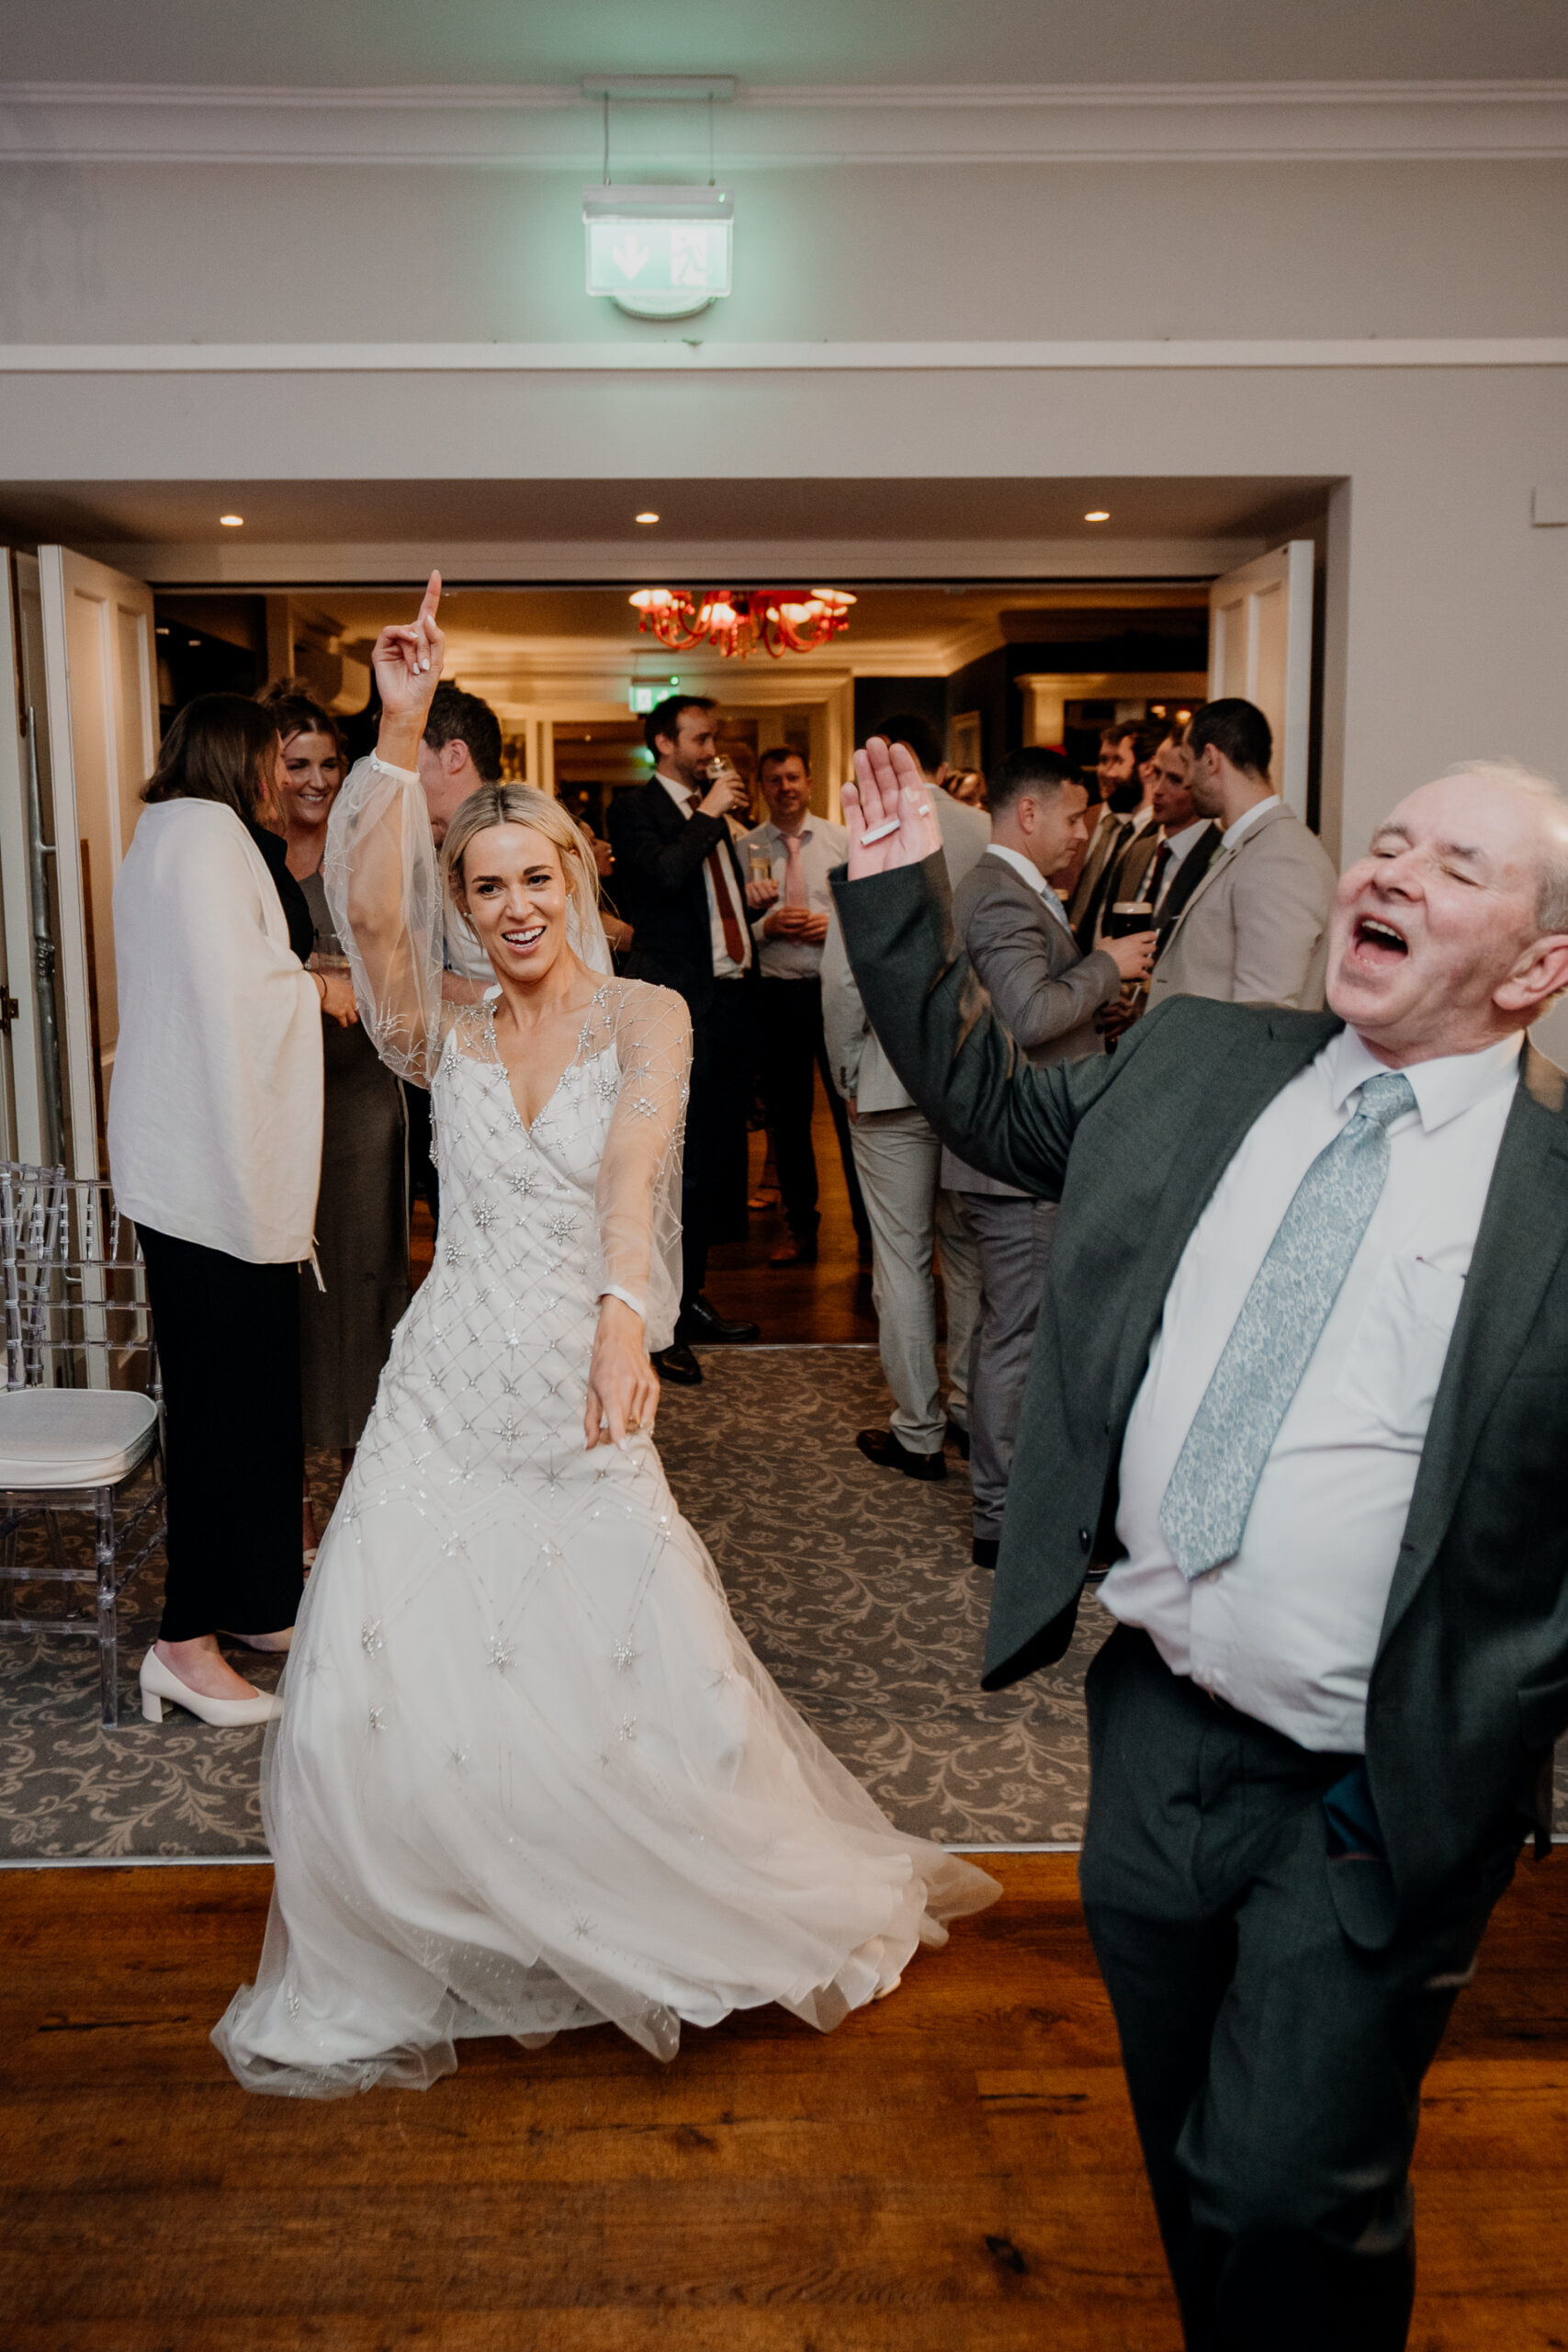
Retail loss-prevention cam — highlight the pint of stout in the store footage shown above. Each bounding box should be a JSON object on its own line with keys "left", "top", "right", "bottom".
{"left": 1105, "top": 899, "right": 1155, "bottom": 939}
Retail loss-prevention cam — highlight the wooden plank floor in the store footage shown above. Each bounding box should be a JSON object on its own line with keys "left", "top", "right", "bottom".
{"left": 4, "top": 1854, "right": 1567, "bottom": 2349}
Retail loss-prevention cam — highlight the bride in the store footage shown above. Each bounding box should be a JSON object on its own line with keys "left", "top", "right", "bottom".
{"left": 215, "top": 576, "right": 997, "bottom": 2094}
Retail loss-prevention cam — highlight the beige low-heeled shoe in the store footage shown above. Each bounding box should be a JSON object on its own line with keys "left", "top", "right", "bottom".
{"left": 139, "top": 1648, "right": 281, "bottom": 1728}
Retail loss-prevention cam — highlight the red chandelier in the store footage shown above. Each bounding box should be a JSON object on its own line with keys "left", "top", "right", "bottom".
{"left": 629, "top": 586, "right": 855, "bottom": 661}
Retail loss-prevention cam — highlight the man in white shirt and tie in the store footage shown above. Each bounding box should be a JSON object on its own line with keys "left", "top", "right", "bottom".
{"left": 833, "top": 742, "right": 1568, "bottom": 2349}
{"left": 743, "top": 748, "right": 870, "bottom": 1268}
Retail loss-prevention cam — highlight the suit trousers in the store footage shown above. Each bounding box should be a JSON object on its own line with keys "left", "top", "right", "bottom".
{"left": 755, "top": 978, "right": 869, "bottom": 1247}
{"left": 138, "top": 1225, "right": 307, "bottom": 1645}
{"left": 962, "top": 1192, "right": 1058, "bottom": 1541}
{"left": 681, "top": 979, "right": 756, "bottom": 1311}
{"left": 849, "top": 1106, "right": 980, "bottom": 1451}
{"left": 1080, "top": 1625, "right": 1518, "bottom": 2352}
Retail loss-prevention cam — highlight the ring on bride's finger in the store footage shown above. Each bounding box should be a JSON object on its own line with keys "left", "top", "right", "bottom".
{"left": 860, "top": 816, "right": 902, "bottom": 845}
{"left": 626, "top": 1417, "right": 643, "bottom": 1434}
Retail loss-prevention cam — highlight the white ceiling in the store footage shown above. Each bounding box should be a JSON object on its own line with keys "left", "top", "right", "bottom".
{"left": 0, "top": 475, "right": 1329, "bottom": 554}
{"left": 12, "top": 0, "right": 1567, "bottom": 89}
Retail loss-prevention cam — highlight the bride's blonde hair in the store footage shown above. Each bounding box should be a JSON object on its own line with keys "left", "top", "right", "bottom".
{"left": 441, "top": 784, "right": 603, "bottom": 943}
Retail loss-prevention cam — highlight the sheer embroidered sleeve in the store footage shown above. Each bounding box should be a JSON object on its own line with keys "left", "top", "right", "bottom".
{"left": 589, "top": 979, "right": 693, "bottom": 1354}
{"left": 321, "top": 752, "right": 446, "bottom": 1087}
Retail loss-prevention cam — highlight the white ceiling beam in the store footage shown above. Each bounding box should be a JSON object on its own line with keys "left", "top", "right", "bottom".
{"left": 4, "top": 80, "right": 1567, "bottom": 164}
{"left": 68, "top": 537, "right": 1269, "bottom": 585}
{"left": 3, "top": 340, "right": 1565, "bottom": 374}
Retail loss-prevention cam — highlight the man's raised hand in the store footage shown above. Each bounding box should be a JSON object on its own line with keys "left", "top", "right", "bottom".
{"left": 843, "top": 737, "right": 944, "bottom": 879}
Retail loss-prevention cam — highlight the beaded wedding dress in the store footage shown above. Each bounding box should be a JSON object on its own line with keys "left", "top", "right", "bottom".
{"left": 214, "top": 756, "right": 995, "bottom": 2096}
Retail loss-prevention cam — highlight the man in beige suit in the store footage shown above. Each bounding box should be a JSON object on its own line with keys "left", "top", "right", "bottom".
{"left": 1148, "top": 697, "right": 1337, "bottom": 1012}
{"left": 821, "top": 712, "right": 987, "bottom": 1478}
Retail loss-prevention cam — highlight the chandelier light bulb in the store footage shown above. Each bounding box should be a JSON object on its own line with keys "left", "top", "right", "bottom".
{"left": 636, "top": 512, "right": 660, "bottom": 525}
{"left": 1084, "top": 510, "right": 1111, "bottom": 523}
{"left": 220, "top": 514, "right": 244, "bottom": 526}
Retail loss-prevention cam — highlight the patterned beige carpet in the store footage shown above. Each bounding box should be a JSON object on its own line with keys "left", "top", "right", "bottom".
{"left": 0, "top": 1348, "right": 1103, "bottom": 1861}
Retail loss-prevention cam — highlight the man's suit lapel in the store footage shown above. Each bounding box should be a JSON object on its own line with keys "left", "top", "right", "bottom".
{"left": 1155, "top": 832, "right": 1235, "bottom": 960}
{"left": 1378, "top": 1045, "right": 1568, "bottom": 1653}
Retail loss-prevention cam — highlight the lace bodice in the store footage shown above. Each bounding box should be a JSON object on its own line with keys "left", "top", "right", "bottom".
{"left": 324, "top": 755, "right": 691, "bottom": 1348}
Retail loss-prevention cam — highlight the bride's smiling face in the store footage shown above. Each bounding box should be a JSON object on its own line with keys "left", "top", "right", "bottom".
{"left": 453, "top": 822, "right": 572, "bottom": 981}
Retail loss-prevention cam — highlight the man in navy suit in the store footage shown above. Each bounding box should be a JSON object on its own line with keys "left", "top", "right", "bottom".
{"left": 607, "top": 695, "right": 764, "bottom": 1384}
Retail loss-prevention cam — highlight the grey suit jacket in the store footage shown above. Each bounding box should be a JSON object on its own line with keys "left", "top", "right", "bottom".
{"left": 830, "top": 850, "right": 1568, "bottom": 1947}
{"left": 821, "top": 786, "right": 989, "bottom": 1113}
{"left": 1146, "top": 798, "right": 1337, "bottom": 1012}
{"left": 941, "top": 851, "right": 1121, "bottom": 1196}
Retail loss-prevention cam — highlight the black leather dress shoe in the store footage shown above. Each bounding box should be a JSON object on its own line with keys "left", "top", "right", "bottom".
{"left": 972, "top": 1535, "right": 999, "bottom": 1570}
{"left": 855, "top": 1428, "right": 947, "bottom": 1482}
{"left": 651, "top": 1341, "right": 703, "bottom": 1386}
{"left": 676, "top": 1295, "right": 761, "bottom": 1345}
{"left": 945, "top": 1419, "right": 971, "bottom": 1461}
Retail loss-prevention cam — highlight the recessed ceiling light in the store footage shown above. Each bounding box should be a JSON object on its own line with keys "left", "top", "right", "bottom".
{"left": 636, "top": 511, "right": 660, "bottom": 525}
{"left": 1084, "top": 510, "right": 1111, "bottom": 524}
{"left": 220, "top": 513, "right": 243, "bottom": 526}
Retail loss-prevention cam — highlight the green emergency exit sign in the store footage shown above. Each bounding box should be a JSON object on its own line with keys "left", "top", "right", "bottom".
{"left": 583, "top": 186, "right": 733, "bottom": 321}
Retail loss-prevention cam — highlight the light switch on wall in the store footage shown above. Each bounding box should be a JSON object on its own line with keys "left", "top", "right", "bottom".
{"left": 1532, "top": 487, "right": 1568, "bottom": 526}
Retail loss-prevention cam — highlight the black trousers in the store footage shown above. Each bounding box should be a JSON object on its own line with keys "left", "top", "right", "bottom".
{"left": 681, "top": 980, "right": 756, "bottom": 1310}
{"left": 1079, "top": 1625, "right": 1517, "bottom": 2352}
{"left": 139, "top": 1226, "right": 307, "bottom": 1644}
{"left": 755, "top": 977, "right": 870, "bottom": 1247}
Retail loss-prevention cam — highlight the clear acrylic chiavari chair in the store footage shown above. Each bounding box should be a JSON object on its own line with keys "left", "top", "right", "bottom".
{"left": 0, "top": 1162, "right": 166, "bottom": 1726}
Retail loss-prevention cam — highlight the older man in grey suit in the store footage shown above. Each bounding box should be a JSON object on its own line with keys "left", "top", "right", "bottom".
{"left": 1149, "top": 698, "right": 1337, "bottom": 1012}
{"left": 822, "top": 713, "right": 988, "bottom": 1478}
{"left": 943, "top": 748, "right": 1156, "bottom": 1564}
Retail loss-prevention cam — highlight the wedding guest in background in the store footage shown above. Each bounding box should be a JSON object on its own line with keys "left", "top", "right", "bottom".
{"left": 945, "top": 769, "right": 988, "bottom": 809}
{"left": 1071, "top": 720, "right": 1164, "bottom": 950}
{"left": 402, "top": 681, "right": 506, "bottom": 1226}
{"left": 744, "top": 747, "right": 871, "bottom": 1268}
{"left": 1096, "top": 731, "right": 1224, "bottom": 1042}
{"left": 609, "top": 695, "right": 765, "bottom": 1384}
{"left": 109, "top": 695, "right": 355, "bottom": 1727}
{"left": 941, "top": 748, "right": 1153, "bottom": 1565}
{"left": 260, "top": 684, "right": 411, "bottom": 1566}
{"left": 821, "top": 712, "right": 986, "bottom": 1479}
{"left": 1148, "top": 697, "right": 1337, "bottom": 1012}
{"left": 580, "top": 819, "right": 634, "bottom": 958}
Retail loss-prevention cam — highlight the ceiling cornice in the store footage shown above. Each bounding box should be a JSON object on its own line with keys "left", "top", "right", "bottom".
{"left": 4, "top": 340, "right": 1565, "bottom": 372}
{"left": 3, "top": 79, "right": 1566, "bottom": 165}
{"left": 69, "top": 537, "right": 1269, "bottom": 586}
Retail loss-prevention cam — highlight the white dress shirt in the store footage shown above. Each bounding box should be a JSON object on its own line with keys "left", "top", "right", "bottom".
{"left": 1100, "top": 1024, "right": 1521, "bottom": 1752}
{"left": 108, "top": 798, "right": 324, "bottom": 1262}
{"left": 1150, "top": 818, "right": 1210, "bottom": 916}
{"left": 744, "top": 816, "right": 848, "bottom": 978}
{"left": 659, "top": 772, "right": 750, "bottom": 977}
{"left": 1222, "top": 793, "right": 1280, "bottom": 850}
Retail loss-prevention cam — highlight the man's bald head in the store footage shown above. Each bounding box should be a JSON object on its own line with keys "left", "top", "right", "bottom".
{"left": 1328, "top": 761, "right": 1568, "bottom": 1068}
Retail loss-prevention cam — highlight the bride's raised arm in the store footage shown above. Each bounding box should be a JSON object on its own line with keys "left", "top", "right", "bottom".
{"left": 322, "top": 572, "right": 448, "bottom": 1088}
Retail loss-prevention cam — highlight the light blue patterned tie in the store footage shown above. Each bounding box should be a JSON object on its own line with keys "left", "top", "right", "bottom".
{"left": 1159, "top": 1069, "right": 1416, "bottom": 1580}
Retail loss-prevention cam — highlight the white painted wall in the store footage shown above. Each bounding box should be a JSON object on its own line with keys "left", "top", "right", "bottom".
{"left": 1, "top": 158, "right": 1564, "bottom": 346}
{"left": 1, "top": 109, "right": 1565, "bottom": 889}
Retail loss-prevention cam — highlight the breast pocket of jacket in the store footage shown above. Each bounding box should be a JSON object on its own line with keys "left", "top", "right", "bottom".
{"left": 1334, "top": 1255, "right": 1469, "bottom": 1446}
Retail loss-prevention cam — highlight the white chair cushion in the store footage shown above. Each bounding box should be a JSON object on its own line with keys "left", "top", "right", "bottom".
{"left": 0, "top": 1389, "right": 159, "bottom": 1488}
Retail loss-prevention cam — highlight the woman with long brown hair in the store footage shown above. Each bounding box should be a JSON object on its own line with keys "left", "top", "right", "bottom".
{"left": 258, "top": 685, "right": 410, "bottom": 1561}
{"left": 108, "top": 694, "right": 355, "bottom": 1726}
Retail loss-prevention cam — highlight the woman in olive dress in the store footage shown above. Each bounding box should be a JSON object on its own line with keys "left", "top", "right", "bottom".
{"left": 259, "top": 686, "right": 411, "bottom": 1557}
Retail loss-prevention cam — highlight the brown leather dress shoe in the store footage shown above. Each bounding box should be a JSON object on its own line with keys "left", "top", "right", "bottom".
{"left": 651, "top": 1341, "right": 703, "bottom": 1385}
{"left": 855, "top": 1428, "right": 947, "bottom": 1482}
